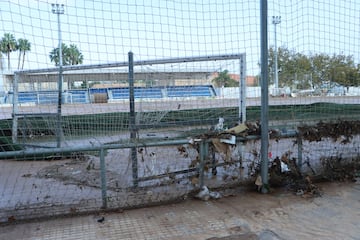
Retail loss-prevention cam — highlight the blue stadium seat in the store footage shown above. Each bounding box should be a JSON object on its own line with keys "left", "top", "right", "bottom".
{"left": 111, "top": 88, "right": 129, "bottom": 99}
{"left": 65, "top": 90, "right": 89, "bottom": 103}
{"left": 18, "top": 92, "right": 38, "bottom": 104}
{"left": 17, "top": 91, "right": 58, "bottom": 104}
{"left": 37, "top": 91, "right": 58, "bottom": 104}
{"left": 90, "top": 88, "right": 108, "bottom": 94}
{"left": 167, "top": 85, "right": 214, "bottom": 97}
{"left": 134, "top": 88, "right": 163, "bottom": 98}
{"left": 111, "top": 87, "right": 163, "bottom": 99}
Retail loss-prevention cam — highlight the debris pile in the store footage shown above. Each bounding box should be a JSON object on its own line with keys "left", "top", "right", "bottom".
{"left": 320, "top": 156, "right": 360, "bottom": 182}
{"left": 252, "top": 152, "right": 323, "bottom": 197}
{"left": 298, "top": 120, "right": 360, "bottom": 143}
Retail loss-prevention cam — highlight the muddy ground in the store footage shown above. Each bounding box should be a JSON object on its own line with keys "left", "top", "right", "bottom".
{"left": 1, "top": 120, "right": 359, "bottom": 224}
{"left": 1, "top": 180, "right": 359, "bottom": 239}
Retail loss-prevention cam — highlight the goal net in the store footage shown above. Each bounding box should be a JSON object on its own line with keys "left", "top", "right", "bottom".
{"left": 11, "top": 54, "right": 246, "bottom": 148}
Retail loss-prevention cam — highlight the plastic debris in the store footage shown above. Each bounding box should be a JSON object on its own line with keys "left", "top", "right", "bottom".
{"left": 296, "top": 189, "right": 304, "bottom": 196}
{"left": 195, "top": 186, "right": 222, "bottom": 201}
{"left": 97, "top": 216, "right": 105, "bottom": 223}
{"left": 255, "top": 175, "right": 262, "bottom": 191}
{"left": 196, "top": 186, "right": 210, "bottom": 201}
{"left": 280, "top": 161, "right": 290, "bottom": 172}
{"left": 226, "top": 123, "right": 248, "bottom": 135}
{"left": 220, "top": 135, "right": 236, "bottom": 144}
{"left": 214, "top": 117, "right": 224, "bottom": 131}
{"left": 209, "top": 191, "right": 222, "bottom": 199}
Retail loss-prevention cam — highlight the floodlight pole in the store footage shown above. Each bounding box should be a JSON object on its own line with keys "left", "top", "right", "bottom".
{"left": 272, "top": 16, "right": 281, "bottom": 94}
{"left": 52, "top": 3, "right": 64, "bottom": 148}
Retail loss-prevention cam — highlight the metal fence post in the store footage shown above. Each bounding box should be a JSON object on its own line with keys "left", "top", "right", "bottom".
{"left": 297, "top": 134, "right": 303, "bottom": 173}
{"left": 260, "top": 0, "right": 270, "bottom": 193}
{"left": 128, "top": 51, "right": 138, "bottom": 187}
{"left": 239, "top": 53, "right": 247, "bottom": 123}
{"left": 100, "top": 147, "right": 107, "bottom": 209}
{"left": 199, "top": 140, "right": 206, "bottom": 188}
{"left": 12, "top": 73, "right": 19, "bottom": 144}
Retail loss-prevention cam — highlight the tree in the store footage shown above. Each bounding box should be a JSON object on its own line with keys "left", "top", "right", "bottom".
{"left": 309, "top": 53, "right": 331, "bottom": 87}
{"left": 267, "top": 46, "right": 360, "bottom": 88}
{"left": 49, "top": 43, "right": 83, "bottom": 66}
{"left": 0, "top": 54, "right": 4, "bottom": 71}
{"left": 328, "top": 54, "right": 355, "bottom": 87}
{"left": 212, "top": 70, "right": 238, "bottom": 87}
{"left": 309, "top": 53, "right": 358, "bottom": 87}
{"left": 17, "top": 38, "right": 31, "bottom": 70}
{"left": 0, "top": 33, "right": 17, "bottom": 70}
{"left": 67, "top": 44, "right": 83, "bottom": 65}
{"left": 49, "top": 43, "right": 68, "bottom": 66}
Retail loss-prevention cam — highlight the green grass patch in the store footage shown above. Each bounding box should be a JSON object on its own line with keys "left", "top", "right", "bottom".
{"left": 1, "top": 102, "right": 359, "bottom": 153}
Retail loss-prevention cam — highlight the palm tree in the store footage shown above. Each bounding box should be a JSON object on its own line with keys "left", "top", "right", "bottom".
{"left": 0, "top": 33, "right": 17, "bottom": 70}
{"left": 49, "top": 43, "right": 83, "bottom": 66}
{"left": 67, "top": 44, "right": 83, "bottom": 65}
{"left": 49, "top": 43, "right": 69, "bottom": 66}
{"left": 17, "top": 38, "right": 31, "bottom": 70}
{"left": 0, "top": 54, "right": 4, "bottom": 71}
{"left": 212, "top": 70, "right": 238, "bottom": 87}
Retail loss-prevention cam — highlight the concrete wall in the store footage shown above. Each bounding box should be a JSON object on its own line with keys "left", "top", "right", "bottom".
{"left": 215, "top": 86, "right": 261, "bottom": 98}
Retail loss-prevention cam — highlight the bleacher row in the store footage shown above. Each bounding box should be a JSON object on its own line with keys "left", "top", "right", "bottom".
{"left": 7, "top": 85, "right": 216, "bottom": 105}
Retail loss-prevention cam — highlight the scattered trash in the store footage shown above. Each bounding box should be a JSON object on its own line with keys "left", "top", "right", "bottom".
{"left": 188, "top": 138, "right": 202, "bottom": 144}
{"left": 97, "top": 216, "right": 105, "bottom": 223}
{"left": 296, "top": 189, "right": 304, "bottom": 196}
{"left": 72, "top": 170, "right": 82, "bottom": 175}
{"left": 355, "top": 177, "right": 360, "bottom": 184}
{"left": 195, "top": 186, "right": 222, "bottom": 201}
{"left": 21, "top": 173, "right": 32, "bottom": 178}
{"left": 255, "top": 175, "right": 262, "bottom": 191}
{"left": 7, "top": 216, "right": 16, "bottom": 222}
{"left": 191, "top": 177, "right": 199, "bottom": 185}
{"left": 209, "top": 191, "right": 222, "bottom": 199}
{"left": 196, "top": 186, "right": 210, "bottom": 201}
{"left": 211, "top": 138, "right": 232, "bottom": 162}
{"left": 220, "top": 135, "right": 236, "bottom": 145}
{"left": 214, "top": 117, "right": 225, "bottom": 131}
{"left": 225, "top": 123, "right": 248, "bottom": 135}
{"left": 86, "top": 160, "right": 95, "bottom": 170}
{"left": 280, "top": 161, "right": 290, "bottom": 173}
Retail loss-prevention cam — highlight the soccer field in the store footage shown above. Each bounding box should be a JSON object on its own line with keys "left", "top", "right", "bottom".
{"left": 1, "top": 95, "right": 359, "bottom": 119}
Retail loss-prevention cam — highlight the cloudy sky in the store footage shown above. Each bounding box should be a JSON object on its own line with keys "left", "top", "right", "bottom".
{"left": 0, "top": 0, "right": 359, "bottom": 75}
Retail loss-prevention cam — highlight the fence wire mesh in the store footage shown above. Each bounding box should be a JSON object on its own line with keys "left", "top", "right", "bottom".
{"left": 0, "top": 0, "right": 359, "bottom": 224}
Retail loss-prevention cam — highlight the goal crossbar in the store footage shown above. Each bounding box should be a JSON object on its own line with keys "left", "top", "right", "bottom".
{"left": 14, "top": 53, "right": 245, "bottom": 75}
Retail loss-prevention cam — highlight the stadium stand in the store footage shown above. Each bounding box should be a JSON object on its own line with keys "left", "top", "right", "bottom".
{"left": 110, "top": 87, "right": 163, "bottom": 100}
{"left": 6, "top": 85, "right": 216, "bottom": 105}
{"left": 64, "top": 90, "right": 89, "bottom": 104}
{"left": 167, "top": 85, "right": 215, "bottom": 98}
{"left": 16, "top": 91, "right": 58, "bottom": 104}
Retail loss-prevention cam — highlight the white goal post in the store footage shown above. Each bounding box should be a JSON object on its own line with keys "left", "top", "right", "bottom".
{"left": 11, "top": 53, "right": 246, "bottom": 149}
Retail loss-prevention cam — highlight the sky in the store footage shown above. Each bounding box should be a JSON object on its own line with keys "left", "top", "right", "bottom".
{"left": 0, "top": 0, "right": 359, "bottom": 76}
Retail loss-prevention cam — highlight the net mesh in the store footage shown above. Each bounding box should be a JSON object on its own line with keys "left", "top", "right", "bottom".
{"left": 0, "top": 0, "right": 359, "bottom": 224}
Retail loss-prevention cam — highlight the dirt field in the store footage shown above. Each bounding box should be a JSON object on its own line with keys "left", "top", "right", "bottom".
{"left": 0, "top": 180, "right": 359, "bottom": 240}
